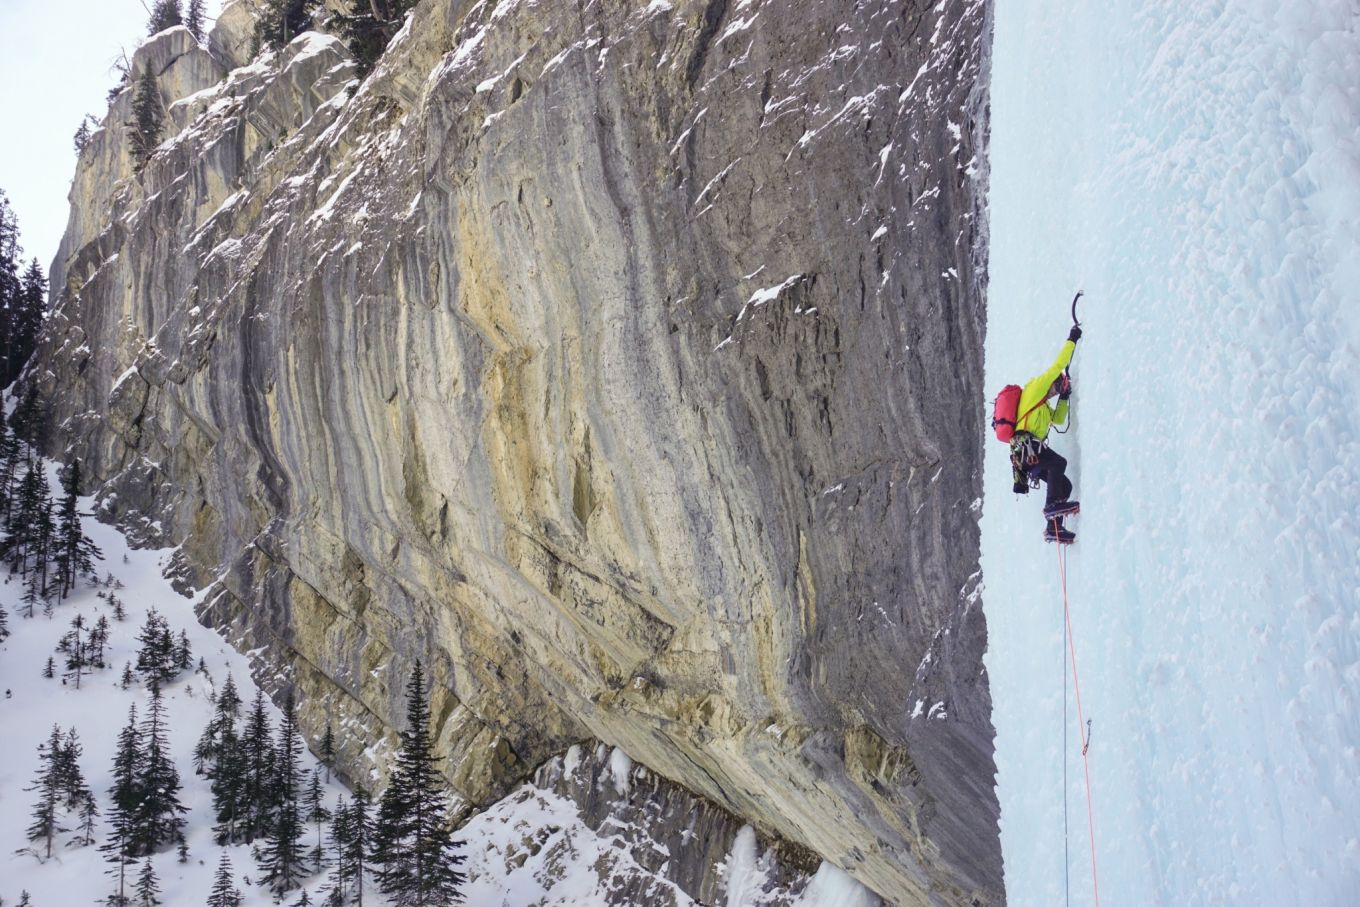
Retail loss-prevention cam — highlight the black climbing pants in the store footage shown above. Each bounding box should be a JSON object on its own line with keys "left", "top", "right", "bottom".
{"left": 1031, "top": 445, "right": 1072, "bottom": 508}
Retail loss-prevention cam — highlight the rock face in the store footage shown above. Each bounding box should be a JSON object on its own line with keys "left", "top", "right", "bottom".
{"left": 30, "top": 0, "right": 997, "bottom": 903}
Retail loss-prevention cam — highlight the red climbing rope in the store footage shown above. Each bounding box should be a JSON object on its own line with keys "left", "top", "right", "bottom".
{"left": 1057, "top": 539, "right": 1102, "bottom": 906}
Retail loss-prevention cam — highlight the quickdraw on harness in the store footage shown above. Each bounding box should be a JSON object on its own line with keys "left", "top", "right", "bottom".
{"left": 1010, "top": 433, "right": 1048, "bottom": 490}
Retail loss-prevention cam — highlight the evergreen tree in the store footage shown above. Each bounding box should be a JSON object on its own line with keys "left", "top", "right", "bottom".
{"left": 74, "top": 115, "right": 98, "bottom": 153}
{"left": 262, "top": 690, "right": 306, "bottom": 894}
{"left": 335, "top": 0, "right": 418, "bottom": 75}
{"left": 102, "top": 705, "right": 142, "bottom": 906}
{"left": 207, "top": 851, "right": 243, "bottom": 907}
{"left": 254, "top": 0, "right": 314, "bottom": 52}
{"left": 0, "top": 420, "right": 21, "bottom": 521}
{"left": 209, "top": 715, "right": 246, "bottom": 843}
{"left": 326, "top": 789, "right": 371, "bottom": 907}
{"left": 134, "top": 858, "right": 161, "bottom": 906}
{"left": 0, "top": 601, "right": 9, "bottom": 640}
{"left": 204, "top": 675, "right": 248, "bottom": 842}
{"left": 185, "top": 0, "right": 207, "bottom": 42}
{"left": 0, "top": 191, "right": 25, "bottom": 386}
{"left": 241, "top": 689, "right": 276, "bottom": 841}
{"left": 64, "top": 612, "right": 91, "bottom": 688}
{"left": 76, "top": 786, "right": 100, "bottom": 847}
{"left": 320, "top": 722, "right": 336, "bottom": 782}
{"left": 25, "top": 725, "right": 65, "bottom": 859}
{"left": 42, "top": 655, "right": 55, "bottom": 678}
{"left": 121, "top": 661, "right": 135, "bottom": 688}
{"left": 148, "top": 0, "right": 183, "bottom": 34}
{"left": 175, "top": 628, "right": 192, "bottom": 671}
{"left": 372, "top": 662, "right": 466, "bottom": 905}
{"left": 198, "top": 672, "right": 242, "bottom": 771}
{"left": 130, "top": 681, "right": 186, "bottom": 854}
{"left": 56, "top": 459, "right": 103, "bottom": 598}
{"left": 56, "top": 726, "right": 93, "bottom": 810}
{"left": 10, "top": 259, "right": 47, "bottom": 385}
{"left": 90, "top": 614, "right": 111, "bottom": 668}
{"left": 18, "top": 891, "right": 32, "bottom": 907}
{"left": 11, "top": 459, "right": 55, "bottom": 585}
{"left": 305, "top": 767, "right": 330, "bottom": 871}
{"left": 135, "top": 608, "right": 177, "bottom": 685}
{"left": 130, "top": 66, "right": 163, "bottom": 170}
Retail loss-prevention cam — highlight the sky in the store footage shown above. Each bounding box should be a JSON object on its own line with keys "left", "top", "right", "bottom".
{"left": 0, "top": 0, "right": 227, "bottom": 274}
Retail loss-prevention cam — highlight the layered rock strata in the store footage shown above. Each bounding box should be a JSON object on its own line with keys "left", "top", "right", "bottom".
{"left": 29, "top": 1, "right": 997, "bottom": 902}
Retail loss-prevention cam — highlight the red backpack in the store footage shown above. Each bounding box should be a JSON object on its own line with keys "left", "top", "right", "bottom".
{"left": 991, "top": 385, "right": 1022, "bottom": 442}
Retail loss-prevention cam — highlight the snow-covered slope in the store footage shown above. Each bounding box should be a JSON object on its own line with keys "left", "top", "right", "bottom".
{"left": 984, "top": 1, "right": 1360, "bottom": 904}
{"left": 0, "top": 461, "right": 356, "bottom": 906}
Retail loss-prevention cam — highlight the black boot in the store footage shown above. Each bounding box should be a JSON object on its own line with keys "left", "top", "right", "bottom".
{"left": 1044, "top": 517, "right": 1076, "bottom": 545}
{"left": 1044, "top": 499, "right": 1080, "bottom": 519}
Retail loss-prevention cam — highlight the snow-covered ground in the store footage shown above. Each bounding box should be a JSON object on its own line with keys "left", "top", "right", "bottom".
{"left": 0, "top": 461, "right": 353, "bottom": 906}
{"left": 984, "top": 1, "right": 1360, "bottom": 905}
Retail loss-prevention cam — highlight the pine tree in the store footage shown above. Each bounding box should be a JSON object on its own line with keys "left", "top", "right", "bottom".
{"left": 254, "top": 0, "right": 316, "bottom": 52}
{"left": 241, "top": 689, "right": 276, "bottom": 842}
{"left": 320, "top": 722, "right": 336, "bottom": 782}
{"left": 56, "top": 459, "right": 103, "bottom": 598}
{"left": 11, "top": 459, "right": 54, "bottom": 584}
{"left": 262, "top": 690, "right": 306, "bottom": 894}
{"left": 135, "top": 608, "right": 177, "bottom": 685}
{"left": 203, "top": 675, "right": 248, "bottom": 842}
{"left": 210, "top": 715, "right": 246, "bottom": 843}
{"left": 64, "top": 612, "right": 91, "bottom": 688}
{"left": 130, "top": 67, "right": 163, "bottom": 170}
{"left": 335, "top": 0, "right": 418, "bottom": 75}
{"left": 134, "top": 858, "right": 161, "bottom": 906}
{"left": 326, "top": 789, "right": 371, "bottom": 906}
{"left": 103, "top": 705, "right": 141, "bottom": 905}
{"left": 56, "top": 726, "right": 93, "bottom": 810}
{"left": 25, "top": 725, "right": 65, "bottom": 859}
{"left": 305, "top": 767, "right": 330, "bottom": 871}
{"left": 373, "top": 661, "right": 466, "bottom": 905}
{"left": 130, "top": 681, "right": 186, "bottom": 854}
{"left": 121, "top": 661, "right": 135, "bottom": 688}
{"left": 175, "top": 629, "right": 192, "bottom": 671}
{"left": 18, "top": 891, "right": 33, "bottom": 906}
{"left": 0, "top": 601, "right": 8, "bottom": 639}
{"left": 42, "top": 655, "right": 55, "bottom": 678}
{"left": 74, "top": 115, "right": 97, "bottom": 153}
{"left": 207, "top": 851, "right": 243, "bottom": 907}
{"left": 0, "top": 193, "right": 26, "bottom": 387}
{"left": 76, "top": 786, "right": 100, "bottom": 847}
{"left": 185, "top": 0, "right": 207, "bottom": 42}
{"left": 148, "top": 0, "right": 183, "bottom": 34}
{"left": 90, "top": 614, "right": 111, "bottom": 668}
{"left": 198, "top": 672, "right": 242, "bottom": 771}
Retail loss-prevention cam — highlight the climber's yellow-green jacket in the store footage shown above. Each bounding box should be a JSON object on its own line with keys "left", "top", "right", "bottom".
{"left": 1015, "top": 340, "right": 1075, "bottom": 440}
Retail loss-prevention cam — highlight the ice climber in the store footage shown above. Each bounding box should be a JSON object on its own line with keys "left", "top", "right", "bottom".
{"left": 1002, "top": 326, "right": 1082, "bottom": 543}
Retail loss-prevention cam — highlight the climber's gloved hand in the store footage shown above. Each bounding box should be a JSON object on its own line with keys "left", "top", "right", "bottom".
{"left": 1057, "top": 373, "right": 1072, "bottom": 400}
{"left": 1068, "top": 325, "right": 1083, "bottom": 343}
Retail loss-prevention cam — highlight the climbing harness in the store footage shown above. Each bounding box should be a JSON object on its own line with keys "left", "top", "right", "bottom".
{"left": 1057, "top": 526, "right": 1101, "bottom": 906}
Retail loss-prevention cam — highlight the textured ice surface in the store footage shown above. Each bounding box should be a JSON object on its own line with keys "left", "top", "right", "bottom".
{"left": 984, "top": 1, "right": 1360, "bottom": 904}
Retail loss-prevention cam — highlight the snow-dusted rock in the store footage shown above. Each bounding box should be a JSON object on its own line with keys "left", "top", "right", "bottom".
{"left": 29, "top": 0, "right": 998, "bottom": 903}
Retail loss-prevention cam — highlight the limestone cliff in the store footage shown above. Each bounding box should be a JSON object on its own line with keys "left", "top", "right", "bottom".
{"left": 29, "top": 1, "right": 997, "bottom": 903}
